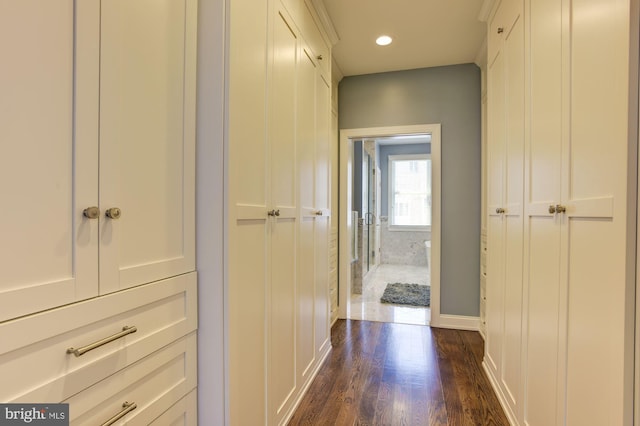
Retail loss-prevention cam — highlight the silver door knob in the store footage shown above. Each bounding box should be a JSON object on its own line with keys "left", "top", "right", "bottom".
{"left": 105, "top": 207, "right": 122, "bottom": 219}
{"left": 548, "top": 205, "right": 557, "bottom": 214}
{"left": 555, "top": 204, "right": 567, "bottom": 213}
{"left": 83, "top": 206, "right": 100, "bottom": 219}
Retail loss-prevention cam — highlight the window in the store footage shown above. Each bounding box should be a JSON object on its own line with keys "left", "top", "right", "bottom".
{"left": 389, "top": 154, "right": 431, "bottom": 230}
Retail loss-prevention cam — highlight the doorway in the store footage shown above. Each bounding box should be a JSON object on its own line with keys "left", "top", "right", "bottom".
{"left": 339, "top": 124, "right": 442, "bottom": 326}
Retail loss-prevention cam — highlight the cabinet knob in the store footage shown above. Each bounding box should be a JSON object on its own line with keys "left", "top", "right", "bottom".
{"left": 315, "top": 210, "right": 323, "bottom": 216}
{"left": 555, "top": 204, "right": 567, "bottom": 213}
{"left": 317, "top": 54, "right": 323, "bottom": 60}
{"left": 496, "top": 207, "right": 505, "bottom": 214}
{"left": 267, "top": 209, "right": 281, "bottom": 217}
{"left": 105, "top": 207, "right": 122, "bottom": 219}
{"left": 83, "top": 206, "right": 100, "bottom": 219}
{"left": 548, "top": 205, "right": 556, "bottom": 214}
{"left": 497, "top": 27, "right": 504, "bottom": 34}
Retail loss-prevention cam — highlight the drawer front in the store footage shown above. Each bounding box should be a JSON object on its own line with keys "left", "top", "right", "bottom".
{"left": 66, "top": 333, "right": 197, "bottom": 425}
{"left": 1, "top": 272, "right": 197, "bottom": 403}
{"left": 150, "top": 389, "right": 197, "bottom": 425}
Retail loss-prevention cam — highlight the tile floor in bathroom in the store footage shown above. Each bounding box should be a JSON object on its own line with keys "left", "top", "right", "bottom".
{"left": 350, "top": 263, "right": 430, "bottom": 326}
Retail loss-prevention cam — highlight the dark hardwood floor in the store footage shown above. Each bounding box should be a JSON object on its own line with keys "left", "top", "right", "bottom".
{"left": 288, "top": 320, "right": 509, "bottom": 426}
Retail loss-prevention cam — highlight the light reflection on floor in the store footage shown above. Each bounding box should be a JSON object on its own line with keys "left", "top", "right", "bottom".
{"left": 349, "top": 264, "right": 430, "bottom": 326}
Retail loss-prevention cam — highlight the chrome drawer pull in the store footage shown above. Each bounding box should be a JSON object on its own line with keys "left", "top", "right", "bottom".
{"left": 101, "top": 401, "right": 137, "bottom": 426}
{"left": 67, "top": 326, "right": 137, "bottom": 357}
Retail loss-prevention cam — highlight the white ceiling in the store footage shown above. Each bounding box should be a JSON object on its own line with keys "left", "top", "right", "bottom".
{"left": 320, "top": 0, "right": 487, "bottom": 77}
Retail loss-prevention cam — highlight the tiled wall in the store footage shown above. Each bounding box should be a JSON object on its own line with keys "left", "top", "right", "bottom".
{"left": 380, "top": 217, "right": 430, "bottom": 266}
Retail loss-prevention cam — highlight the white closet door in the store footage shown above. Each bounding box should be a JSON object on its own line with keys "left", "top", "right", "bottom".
{"left": 227, "top": 0, "right": 269, "bottom": 422}
{"left": 485, "top": 37, "right": 506, "bottom": 378}
{"left": 297, "top": 45, "right": 317, "bottom": 382}
{"left": 99, "top": 0, "right": 196, "bottom": 293}
{"left": 0, "top": 0, "right": 99, "bottom": 321}
{"left": 269, "top": 8, "right": 299, "bottom": 423}
{"left": 314, "top": 73, "right": 331, "bottom": 356}
{"left": 501, "top": 9, "right": 524, "bottom": 413}
{"left": 524, "top": 0, "right": 563, "bottom": 423}
{"left": 563, "top": 0, "right": 632, "bottom": 423}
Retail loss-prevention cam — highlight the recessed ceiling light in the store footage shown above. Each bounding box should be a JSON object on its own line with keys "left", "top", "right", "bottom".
{"left": 376, "top": 35, "right": 393, "bottom": 46}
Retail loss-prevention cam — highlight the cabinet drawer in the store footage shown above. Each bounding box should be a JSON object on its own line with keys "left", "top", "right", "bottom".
{"left": 1, "top": 273, "right": 197, "bottom": 403}
{"left": 150, "top": 388, "right": 197, "bottom": 425}
{"left": 66, "top": 333, "right": 197, "bottom": 425}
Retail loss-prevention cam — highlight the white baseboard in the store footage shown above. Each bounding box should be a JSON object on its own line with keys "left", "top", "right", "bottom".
{"left": 279, "top": 343, "right": 332, "bottom": 426}
{"left": 482, "top": 360, "right": 517, "bottom": 426}
{"left": 430, "top": 314, "right": 480, "bottom": 331}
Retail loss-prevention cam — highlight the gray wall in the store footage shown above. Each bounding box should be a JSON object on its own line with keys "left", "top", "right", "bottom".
{"left": 339, "top": 63, "right": 481, "bottom": 317}
{"left": 379, "top": 143, "right": 430, "bottom": 216}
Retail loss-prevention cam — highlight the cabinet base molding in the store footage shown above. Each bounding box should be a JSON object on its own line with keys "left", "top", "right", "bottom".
{"left": 431, "top": 314, "right": 480, "bottom": 331}
{"left": 482, "top": 361, "right": 517, "bottom": 426}
{"left": 279, "top": 343, "right": 332, "bottom": 426}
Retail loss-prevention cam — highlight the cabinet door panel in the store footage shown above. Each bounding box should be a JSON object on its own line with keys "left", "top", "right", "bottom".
{"left": 563, "top": 1, "right": 630, "bottom": 423}
{"left": 297, "top": 46, "right": 317, "bottom": 382}
{"left": 99, "top": 0, "right": 196, "bottom": 293}
{"left": 270, "top": 10, "right": 299, "bottom": 421}
{"left": 525, "top": 0, "right": 562, "bottom": 423}
{"left": 298, "top": 217, "right": 316, "bottom": 379}
{"left": 485, "top": 41, "right": 505, "bottom": 377}
{"left": 524, "top": 217, "right": 561, "bottom": 426}
{"left": 502, "top": 11, "right": 524, "bottom": 410}
{"left": 0, "top": 0, "right": 99, "bottom": 321}
{"left": 314, "top": 75, "right": 331, "bottom": 355}
{"left": 566, "top": 220, "right": 625, "bottom": 425}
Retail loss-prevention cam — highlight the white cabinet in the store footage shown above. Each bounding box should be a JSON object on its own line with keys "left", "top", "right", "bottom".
{"left": 484, "top": 0, "right": 637, "bottom": 424}
{"left": 524, "top": 0, "right": 635, "bottom": 424}
{"left": 65, "top": 332, "right": 197, "bottom": 425}
{"left": 227, "top": 0, "right": 332, "bottom": 423}
{"left": 297, "top": 34, "right": 331, "bottom": 392}
{"left": 98, "top": 0, "right": 196, "bottom": 293}
{"left": 0, "top": 0, "right": 198, "bottom": 420}
{"left": 485, "top": 0, "right": 525, "bottom": 419}
{"left": 0, "top": 0, "right": 196, "bottom": 322}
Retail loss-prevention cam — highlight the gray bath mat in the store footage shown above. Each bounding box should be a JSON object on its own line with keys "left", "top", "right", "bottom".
{"left": 380, "top": 283, "right": 430, "bottom": 307}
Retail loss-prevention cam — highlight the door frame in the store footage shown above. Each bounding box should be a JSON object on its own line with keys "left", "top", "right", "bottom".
{"left": 338, "top": 124, "right": 442, "bottom": 325}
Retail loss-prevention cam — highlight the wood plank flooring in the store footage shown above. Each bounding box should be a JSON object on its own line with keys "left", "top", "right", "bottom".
{"left": 288, "top": 320, "right": 509, "bottom": 426}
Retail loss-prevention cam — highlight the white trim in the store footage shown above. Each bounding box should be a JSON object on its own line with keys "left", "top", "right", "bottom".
{"left": 482, "top": 361, "right": 518, "bottom": 425}
{"left": 339, "top": 124, "right": 442, "bottom": 326}
{"left": 278, "top": 345, "right": 332, "bottom": 426}
{"left": 332, "top": 57, "right": 344, "bottom": 83}
{"left": 477, "top": 0, "right": 497, "bottom": 22}
{"left": 196, "top": 0, "right": 227, "bottom": 424}
{"left": 310, "top": 0, "right": 340, "bottom": 46}
{"left": 474, "top": 36, "right": 487, "bottom": 69}
{"left": 431, "top": 314, "right": 480, "bottom": 331}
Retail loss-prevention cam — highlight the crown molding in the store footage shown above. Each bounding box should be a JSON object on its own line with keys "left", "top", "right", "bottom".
{"left": 311, "top": 0, "right": 340, "bottom": 45}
